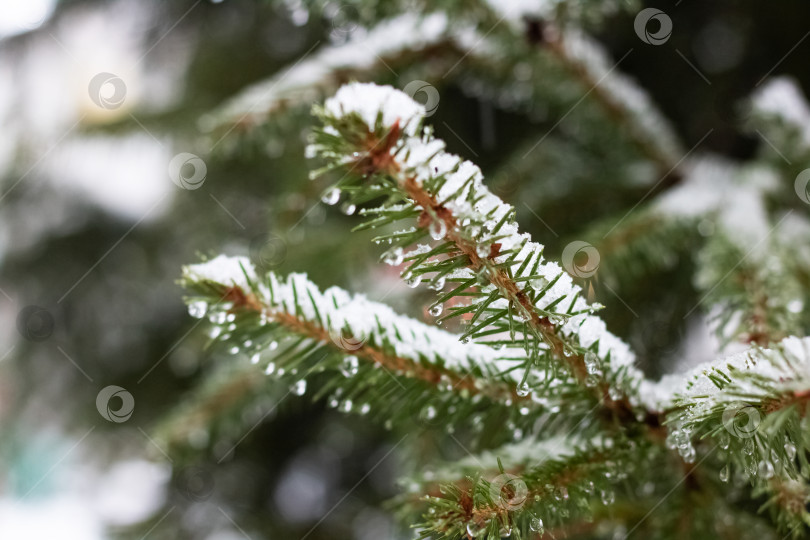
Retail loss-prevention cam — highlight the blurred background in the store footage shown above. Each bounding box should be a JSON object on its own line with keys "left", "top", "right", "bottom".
{"left": 1, "top": 0, "right": 809, "bottom": 538}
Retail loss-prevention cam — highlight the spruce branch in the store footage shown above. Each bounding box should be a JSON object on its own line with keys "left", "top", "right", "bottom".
{"left": 647, "top": 336, "right": 810, "bottom": 524}
{"left": 204, "top": 13, "right": 465, "bottom": 135}
{"left": 178, "top": 255, "right": 589, "bottom": 444}
{"left": 537, "top": 24, "right": 684, "bottom": 182}
{"left": 408, "top": 436, "right": 656, "bottom": 539}
{"left": 308, "top": 82, "right": 646, "bottom": 416}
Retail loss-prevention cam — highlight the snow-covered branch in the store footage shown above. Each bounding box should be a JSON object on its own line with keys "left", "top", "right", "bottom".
{"left": 309, "top": 82, "right": 646, "bottom": 413}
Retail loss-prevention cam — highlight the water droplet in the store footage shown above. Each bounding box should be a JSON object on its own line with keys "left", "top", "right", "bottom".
{"left": 341, "top": 355, "right": 359, "bottom": 377}
{"left": 406, "top": 275, "right": 422, "bottom": 288}
{"left": 250, "top": 353, "right": 260, "bottom": 364}
{"left": 264, "top": 362, "right": 275, "bottom": 375}
{"left": 719, "top": 464, "right": 730, "bottom": 482}
{"left": 429, "top": 276, "right": 445, "bottom": 290}
{"left": 758, "top": 460, "right": 774, "bottom": 479}
{"left": 785, "top": 441, "right": 797, "bottom": 460}
{"left": 269, "top": 340, "right": 279, "bottom": 351}
{"left": 292, "top": 380, "right": 307, "bottom": 396}
{"left": 718, "top": 430, "right": 730, "bottom": 450}
{"left": 226, "top": 313, "right": 236, "bottom": 323}
{"left": 229, "top": 346, "right": 240, "bottom": 355}
{"left": 681, "top": 445, "right": 696, "bottom": 463}
{"left": 600, "top": 489, "right": 615, "bottom": 505}
{"left": 608, "top": 386, "right": 622, "bottom": 401}
{"left": 530, "top": 516, "right": 544, "bottom": 533}
{"left": 476, "top": 244, "right": 489, "bottom": 258}
{"left": 744, "top": 438, "right": 755, "bottom": 455}
{"left": 188, "top": 301, "right": 208, "bottom": 318}
{"left": 340, "top": 399, "right": 353, "bottom": 413}
{"left": 429, "top": 220, "right": 447, "bottom": 240}
{"left": 360, "top": 403, "right": 371, "bottom": 415}
{"left": 383, "top": 247, "right": 404, "bottom": 266}
{"left": 321, "top": 187, "right": 340, "bottom": 205}
{"left": 421, "top": 405, "right": 437, "bottom": 421}
{"left": 429, "top": 304, "right": 443, "bottom": 317}
{"left": 516, "top": 382, "right": 530, "bottom": 397}
{"left": 340, "top": 202, "right": 356, "bottom": 215}
{"left": 519, "top": 406, "right": 530, "bottom": 415}
{"left": 465, "top": 521, "right": 484, "bottom": 538}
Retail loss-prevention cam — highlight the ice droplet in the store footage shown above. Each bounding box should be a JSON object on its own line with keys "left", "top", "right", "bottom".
{"left": 341, "top": 355, "right": 359, "bottom": 377}
{"left": 188, "top": 301, "right": 208, "bottom": 318}
{"left": 516, "top": 382, "right": 530, "bottom": 397}
{"left": 406, "top": 275, "right": 422, "bottom": 288}
{"left": 719, "top": 464, "right": 730, "bottom": 483}
{"left": 757, "top": 460, "right": 774, "bottom": 479}
{"left": 321, "top": 187, "right": 340, "bottom": 205}
{"left": 530, "top": 516, "right": 544, "bottom": 533}
{"left": 429, "top": 220, "right": 447, "bottom": 240}
{"left": 292, "top": 380, "right": 307, "bottom": 396}
{"left": 429, "top": 304, "right": 443, "bottom": 317}
{"left": 383, "top": 247, "right": 404, "bottom": 266}
{"left": 340, "top": 202, "right": 356, "bottom": 215}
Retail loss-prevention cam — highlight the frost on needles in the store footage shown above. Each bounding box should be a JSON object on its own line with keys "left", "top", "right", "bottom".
{"left": 175, "top": 82, "right": 810, "bottom": 538}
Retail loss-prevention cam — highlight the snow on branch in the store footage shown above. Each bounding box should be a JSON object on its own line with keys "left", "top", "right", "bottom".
{"left": 543, "top": 26, "right": 684, "bottom": 176}
{"left": 641, "top": 336, "right": 810, "bottom": 474}
{"left": 410, "top": 435, "right": 651, "bottom": 539}
{"left": 750, "top": 76, "right": 810, "bottom": 153}
{"left": 201, "top": 13, "right": 469, "bottom": 133}
{"left": 180, "top": 255, "right": 582, "bottom": 443}
{"left": 309, "top": 82, "right": 647, "bottom": 415}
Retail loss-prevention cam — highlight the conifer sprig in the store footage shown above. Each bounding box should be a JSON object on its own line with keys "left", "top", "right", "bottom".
{"left": 308, "top": 82, "right": 645, "bottom": 415}
{"left": 179, "top": 255, "right": 598, "bottom": 445}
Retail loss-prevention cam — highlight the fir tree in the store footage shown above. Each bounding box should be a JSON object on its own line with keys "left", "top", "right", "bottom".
{"left": 151, "top": 2, "right": 810, "bottom": 539}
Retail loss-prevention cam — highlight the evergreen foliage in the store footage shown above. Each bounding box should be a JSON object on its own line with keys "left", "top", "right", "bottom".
{"left": 157, "top": 3, "right": 810, "bottom": 538}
